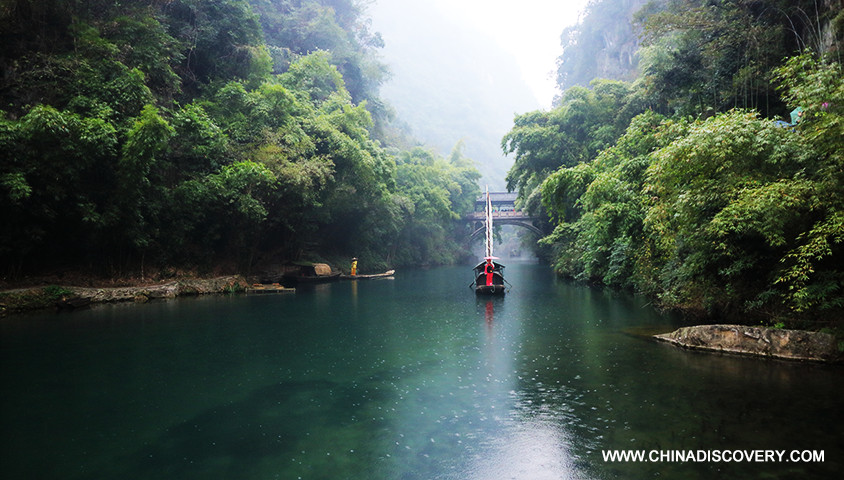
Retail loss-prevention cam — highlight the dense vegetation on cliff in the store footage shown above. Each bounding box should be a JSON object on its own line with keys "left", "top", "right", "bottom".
{"left": 0, "top": 0, "right": 480, "bottom": 278}
{"left": 505, "top": 0, "right": 844, "bottom": 325}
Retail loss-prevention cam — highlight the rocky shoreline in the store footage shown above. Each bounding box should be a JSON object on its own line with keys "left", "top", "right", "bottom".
{"left": 655, "top": 324, "right": 843, "bottom": 363}
{"left": 0, "top": 276, "right": 251, "bottom": 314}
{"left": 73, "top": 276, "right": 250, "bottom": 302}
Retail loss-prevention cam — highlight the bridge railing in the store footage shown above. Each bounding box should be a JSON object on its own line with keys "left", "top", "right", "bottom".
{"left": 466, "top": 210, "right": 531, "bottom": 220}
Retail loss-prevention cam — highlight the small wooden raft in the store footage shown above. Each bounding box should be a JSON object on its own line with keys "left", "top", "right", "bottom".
{"left": 340, "top": 269, "right": 395, "bottom": 280}
{"left": 247, "top": 283, "right": 295, "bottom": 294}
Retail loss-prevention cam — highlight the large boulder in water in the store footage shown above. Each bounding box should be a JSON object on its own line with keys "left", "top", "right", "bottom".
{"left": 655, "top": 325, "right": 843, "bottom": 363}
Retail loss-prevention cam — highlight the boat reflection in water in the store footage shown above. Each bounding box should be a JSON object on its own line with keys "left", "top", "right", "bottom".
{"left": 464, "top": 293, "right": 585, "bottom": 480}
{"left": 461, "top": 417, "right": 580, "bottom": 480}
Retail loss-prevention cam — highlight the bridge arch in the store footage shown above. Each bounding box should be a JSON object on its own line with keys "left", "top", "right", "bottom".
{"left": 464, "top": 191, "right": 543, "bottom": 238}
{"left": 469, "top": 219, "right": 542, "bottom": 238}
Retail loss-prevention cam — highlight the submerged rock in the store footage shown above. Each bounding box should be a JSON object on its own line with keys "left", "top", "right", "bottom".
{"left": 655, "top": 324, "right": 843, "bottom": 363}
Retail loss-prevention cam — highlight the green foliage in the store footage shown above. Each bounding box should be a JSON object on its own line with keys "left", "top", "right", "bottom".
{"left": 1, "top": 172, "right": 31, "bottom": 203}
{"left": 104, "top": 13, "right": 183, "bottom": 99}
{"left": 540, "top": 111, "right": 675, "bottom": 285}
{"left": 168, "top": 103, "right": 229, "bottom": 177}
{"left": 511, "top": 1, "right": 843, "bottom": 326}
{"left": 114, "top": 104, "right": 175, "bottom": 256}
{"left": 643, "top": 110, "right": 814, "bottom": 313}
{"left": 0, "top": 104, "right": 120, "bottom": 270}
{"left": 247, "top": 0, "right": 389, "bottom": 106}
{"left": 637, "top": 0, "right": 832, "bottom": 117}
{"left": 42, "top": 285, "right": 74, "bottom": 299}
{"left": 122, "top": 105, "right": 174, "bottom": 176}
{"left": 503, "top": 80, "right": 636, "bottom": 203}
{"left": 163, "top": 0, "right": 272, "bottom": 93}
{"left": 531, "top": 56, "right": 842, "bottom": 323}
{"left": 0, "top": 0, "right": 481, "bottom": 278}
{"left": 770, "top": 55, "right": 844, "bottom": 313}
{"left": 389, "top": 146, "right": 480, "bottom": 266}
{"left": 280, "top": 50, "right": 349, "bottom": 106}
{"left": 208, "top": 161, "right": 278, "bottom": 227}
{"left": 0, "top": 285, "right": 74, "bottom": 312}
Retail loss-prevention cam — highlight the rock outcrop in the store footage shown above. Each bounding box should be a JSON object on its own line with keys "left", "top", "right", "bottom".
{"left": 655, "top": 324, "right": 843, "bottom": 363}
{"left": 1, "top": 276, "right": 250, "bottom": 314}
{"left": 69, "top": 276, "right": 249, "bottom": 303}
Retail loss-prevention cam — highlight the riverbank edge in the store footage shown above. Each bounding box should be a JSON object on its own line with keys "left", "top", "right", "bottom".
{"left": 0, "top": 276, "right": 251, "bottom": 314}
{"left": 654, "top": 324, "right": 843, "bottom": 364}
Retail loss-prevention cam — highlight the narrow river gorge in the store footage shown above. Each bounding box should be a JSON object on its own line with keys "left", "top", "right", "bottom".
{"left": 1, "top": 263, "right": 840, "bottom": 479}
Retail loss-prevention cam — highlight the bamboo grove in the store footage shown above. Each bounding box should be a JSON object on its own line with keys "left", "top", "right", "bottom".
{"left": 0, "top": 0, "right": 481, "bottom": 277}
{"left": 504, "top": 0, "right": 843, "bottom": 325}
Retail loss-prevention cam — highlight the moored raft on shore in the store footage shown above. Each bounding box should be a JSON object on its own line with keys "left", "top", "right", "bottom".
{"left": 56, "top": 295, "right": 92, "bottom": 309}
{"left": 247, "top": 283, "right": 295, "bottom": 294}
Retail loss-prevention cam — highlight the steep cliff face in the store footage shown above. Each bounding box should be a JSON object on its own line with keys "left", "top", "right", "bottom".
{"left": 556, "top": 0, "right": 650, "bottom": 90}
{"left": 790, "top": 0, "right": 844, "bottom": 54}
{"left": 820, "top": 0, "right": 844, "bottom": 54}
{"left": 593, "top": 15, "right": 641, "bottom": 83}
{"left": 556, "top": 0, "right": 843, "bottom": 92}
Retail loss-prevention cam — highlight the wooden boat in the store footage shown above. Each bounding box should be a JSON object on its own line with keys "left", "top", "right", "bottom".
{"left": 340, "top": 269, "right": 395, "bottom": 280}
{"left": 474, "top": 187, "right": 506, "bottom": 296}
{"left": 282, "top": 262, "right": 341, "bottom": 284}
{"left": 474, "top": 261, "right": 506, "bottom": 295}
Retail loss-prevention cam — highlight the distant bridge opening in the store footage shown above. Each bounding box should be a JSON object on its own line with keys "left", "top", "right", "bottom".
{"left": 465, "top": 191, "right": 541, "bottom": 237}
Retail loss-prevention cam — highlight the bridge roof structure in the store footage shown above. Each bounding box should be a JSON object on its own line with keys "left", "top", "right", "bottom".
{"left": 467, "top": 191, "right": 541, "bottom": 236}
{"left": 476, "top": 191, "right": 517, "bottom": 204}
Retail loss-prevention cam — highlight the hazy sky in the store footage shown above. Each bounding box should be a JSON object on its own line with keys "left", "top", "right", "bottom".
{"left": 367, "top": 0, "right": 593, "bottom": 186}
{"left": 426, "top": 0, "right": 591, "bottom": 106}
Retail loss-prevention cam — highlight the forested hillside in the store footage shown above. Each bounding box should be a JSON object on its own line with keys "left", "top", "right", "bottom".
{"left": 505, "top": 0, "right": 844, "bottom": 325}
{"left": 0, "top": 0, "right": 481, "bottom": 280}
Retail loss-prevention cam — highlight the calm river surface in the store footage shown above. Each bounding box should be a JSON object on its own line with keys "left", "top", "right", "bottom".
{"left": 2, "top": 263, "right": 842, "bottom": 479}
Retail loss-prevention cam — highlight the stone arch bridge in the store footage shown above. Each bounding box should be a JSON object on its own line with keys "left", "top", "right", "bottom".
{"left": 464, "top": 191, "right": 542, "bottom": 238}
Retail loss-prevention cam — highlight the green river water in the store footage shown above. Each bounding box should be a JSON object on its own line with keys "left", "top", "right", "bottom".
{"left": 1, "top": 263, "right": 841, "bottom": 479}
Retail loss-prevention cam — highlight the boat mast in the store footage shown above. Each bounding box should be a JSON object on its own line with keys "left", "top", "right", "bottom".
{"left": 485, "top": 186, "right": 493, "bottom": 259}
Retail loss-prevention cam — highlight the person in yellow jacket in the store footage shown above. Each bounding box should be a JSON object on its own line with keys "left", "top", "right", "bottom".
{"left": 350, "top": 257, "right": 358, "bottom": 276}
